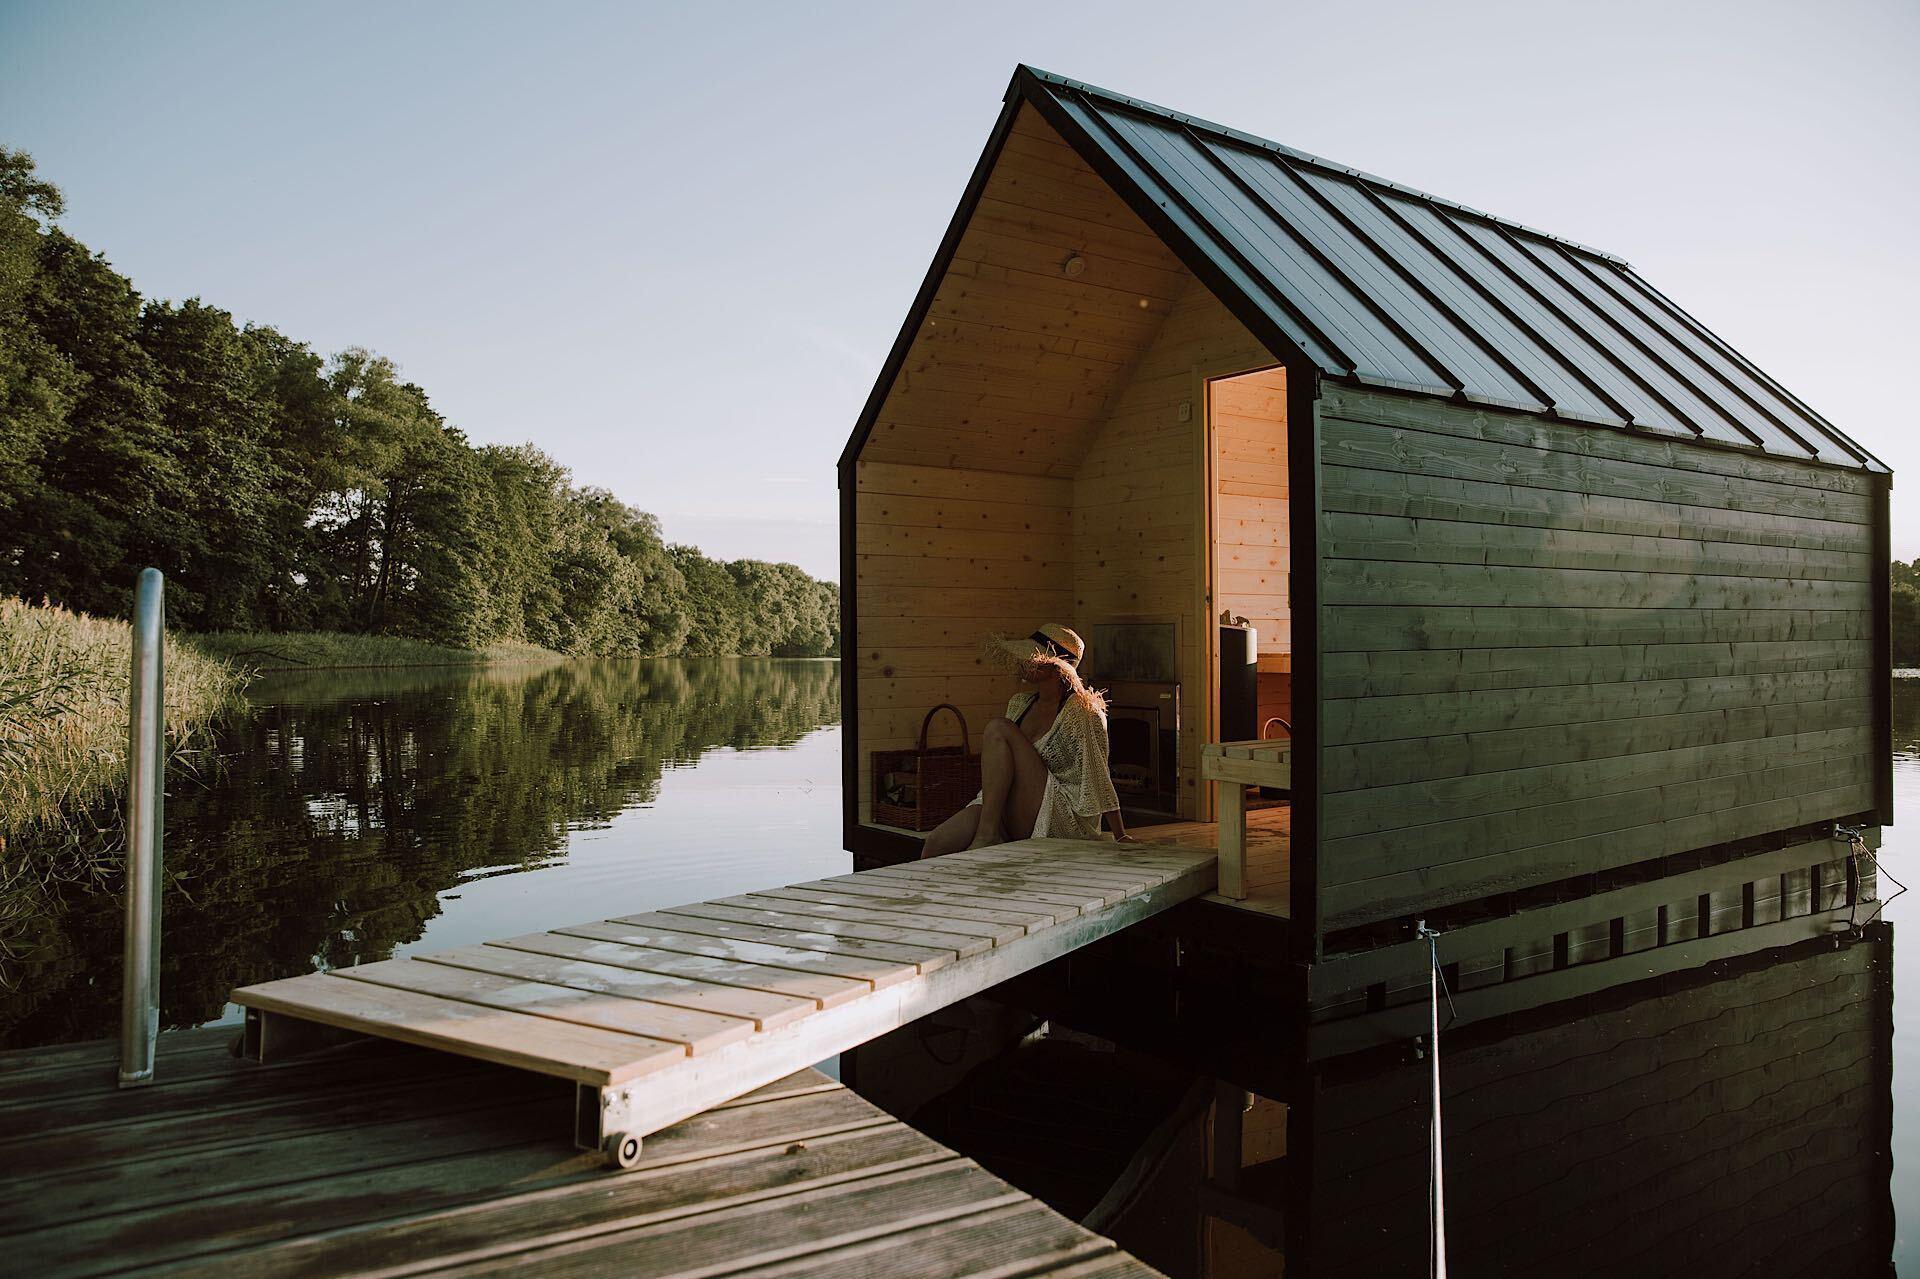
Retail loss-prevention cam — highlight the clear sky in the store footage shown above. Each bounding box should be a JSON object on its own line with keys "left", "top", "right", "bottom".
{"left": 4, "top": 0, "right": 1916, "bottom": 578}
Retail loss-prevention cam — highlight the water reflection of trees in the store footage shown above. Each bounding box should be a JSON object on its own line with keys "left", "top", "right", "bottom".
{"left": 0, "top": 658, "right": 839, "bottom": 1048}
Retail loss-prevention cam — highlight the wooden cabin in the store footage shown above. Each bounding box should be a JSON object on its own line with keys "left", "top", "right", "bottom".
{"left": 838, "top": 66, "right": 1891, "bottom": 965}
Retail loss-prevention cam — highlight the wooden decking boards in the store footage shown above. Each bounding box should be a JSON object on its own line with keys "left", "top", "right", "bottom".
{"left": 0, "top": 1026, "right": 1168, "bottom": 1278}
{"left": 231, "top": 838, "right": 1216, "bottom": 1164}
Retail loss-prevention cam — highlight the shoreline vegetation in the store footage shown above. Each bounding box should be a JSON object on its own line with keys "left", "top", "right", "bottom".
{"left": 190, "top": 630, "right": 563, "bottom": 672}
{"left": 0, "top": 598, "right": 243, "bottom": 853}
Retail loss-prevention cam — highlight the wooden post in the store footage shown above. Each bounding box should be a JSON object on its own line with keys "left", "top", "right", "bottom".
{"left": 1217, "top": 777, "right": 1248, "bottom": 900}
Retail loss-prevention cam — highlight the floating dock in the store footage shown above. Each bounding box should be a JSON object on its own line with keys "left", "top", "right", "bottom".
{"left": 232, "top": 839, "right": 1215, "bottom": 1164}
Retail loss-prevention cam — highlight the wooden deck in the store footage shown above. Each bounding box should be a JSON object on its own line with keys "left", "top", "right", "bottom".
{"left": 232, "top": 839, "right": 1215, "bottom": 1164}
{"left": 0, "top": 1025, "right": 1169, "bottom": 1278}
{"left": 1136, "top": 806, "right": 1290, "bottom": 920}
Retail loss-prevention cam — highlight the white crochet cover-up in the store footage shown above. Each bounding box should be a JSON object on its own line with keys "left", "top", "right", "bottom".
{"left": 974, "top": 691, "right": 1122, "bottom": 841}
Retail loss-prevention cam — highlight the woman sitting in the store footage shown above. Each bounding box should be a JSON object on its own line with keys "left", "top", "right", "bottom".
{"left": 920, "top": 623, "right": 1134, "bottom": 858}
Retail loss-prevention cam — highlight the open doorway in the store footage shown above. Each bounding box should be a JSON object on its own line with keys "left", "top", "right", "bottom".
{"left": 1207, "top": 365, "right": 1292, "bottom": 744}
{"left": 1201, "top": 365, "right": 1291, "bottom": 906}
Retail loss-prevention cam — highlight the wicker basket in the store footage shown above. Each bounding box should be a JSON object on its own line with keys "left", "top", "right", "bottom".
{"left": 871, "top": 703, "right": 981, "bottom": 832}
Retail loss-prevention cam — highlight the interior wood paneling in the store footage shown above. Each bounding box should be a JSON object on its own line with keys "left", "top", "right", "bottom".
{"left": 853, "top": 459, "right": 1073, "bottom": 824}
{"left": 1072, "top": 277, "right": 1272, "bottom": 817}
{"left": 859, "top": 105, "right": 1189, "bottom": 479}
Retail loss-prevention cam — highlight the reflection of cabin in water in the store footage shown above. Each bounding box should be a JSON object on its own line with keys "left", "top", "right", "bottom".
{"left": 848, "top": 919, "right": 1895, "bottom": 1276}
{"left": 838, "top": 65, "right": 1891, "bottom": 958}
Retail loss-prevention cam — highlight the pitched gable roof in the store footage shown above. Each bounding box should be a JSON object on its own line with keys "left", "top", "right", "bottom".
{"left": 1010, "top": 67, "right": 1883, "bottom": 473}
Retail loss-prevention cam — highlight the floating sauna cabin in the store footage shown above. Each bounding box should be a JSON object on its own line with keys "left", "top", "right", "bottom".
{"left": 839, "top": 66, "right": 1891, "bottom": 961}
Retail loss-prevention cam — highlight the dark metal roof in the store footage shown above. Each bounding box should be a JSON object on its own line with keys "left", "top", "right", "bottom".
{"left": 1016, "top": 67, "right": 1887, "bottom": 474}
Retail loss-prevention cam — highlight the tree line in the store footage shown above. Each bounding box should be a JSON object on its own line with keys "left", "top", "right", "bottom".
{"left": 0, "top": 149, "right": 837, "bottom": 657}
{"left": 1891, "top": 561, "right": 1920, "bottom": 669}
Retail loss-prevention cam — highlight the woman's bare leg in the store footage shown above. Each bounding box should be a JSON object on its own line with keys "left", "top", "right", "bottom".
{"left": 968, "top": 717, "right": 1049, "bottom": 849}
{"left": 920, "top": 804, "right": 981, "bottom": 859}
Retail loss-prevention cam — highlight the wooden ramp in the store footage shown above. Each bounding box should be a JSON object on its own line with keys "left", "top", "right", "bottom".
{"left": 232, "top": 839, "right": 1215, "bottom": 1165}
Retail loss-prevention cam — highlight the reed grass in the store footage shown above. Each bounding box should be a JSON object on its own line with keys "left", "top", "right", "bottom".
{"left": 0, "top": 598, "right": 246, "bottom": 845}
{"left": 188, "top": 630, "right": 562, "bottom": 671}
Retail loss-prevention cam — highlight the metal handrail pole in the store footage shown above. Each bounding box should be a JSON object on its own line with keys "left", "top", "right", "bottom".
{"left": 118, "top": 568, "right": 165, "bottom": 1087}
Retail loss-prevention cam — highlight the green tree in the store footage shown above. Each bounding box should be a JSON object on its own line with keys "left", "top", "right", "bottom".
{"left": 0, "top": 146, "right": 843, "bottom": 659}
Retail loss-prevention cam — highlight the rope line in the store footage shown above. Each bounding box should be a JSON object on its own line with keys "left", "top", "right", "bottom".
{"left": 1836, "top": 823, "right": 1906, "bottom": 934}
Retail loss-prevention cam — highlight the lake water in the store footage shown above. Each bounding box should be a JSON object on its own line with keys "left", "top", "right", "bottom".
{"left": 0, "top": 658, "right": 1910, "bottom": 1272}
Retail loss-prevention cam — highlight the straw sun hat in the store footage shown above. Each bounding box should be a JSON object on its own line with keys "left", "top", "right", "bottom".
{"left": 995, "top": 622, "right": 1086, "bottom": 669}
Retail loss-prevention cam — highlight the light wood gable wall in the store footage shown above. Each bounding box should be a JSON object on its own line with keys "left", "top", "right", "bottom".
{"left": 854, "top": 105, "right": 1205, "bottom": 823}
{"left": 853, "top": 105, "right": 1281, "bottom": 825}
{"left": 1315, "top": 386, "right": 1878, "bottom": 930}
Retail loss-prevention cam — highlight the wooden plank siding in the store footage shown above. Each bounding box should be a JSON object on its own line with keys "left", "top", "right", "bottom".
{"left": 1314, "top": 387, "right": 1878, "bottom": 929}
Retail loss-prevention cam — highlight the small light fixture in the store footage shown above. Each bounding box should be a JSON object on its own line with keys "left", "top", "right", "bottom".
{"left": 1061, "top": 254, "right": 1086, "bottom": 278}
{"left": 1137, "top": 297, "right": 1150, "bottom": 309}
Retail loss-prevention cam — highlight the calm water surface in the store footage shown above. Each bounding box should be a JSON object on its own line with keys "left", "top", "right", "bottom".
{"left": 0, "top": 658, "right": 845, "bottom": 1048}
{"left": 1, "top": 659, "right": 1912, "bottom": 1273}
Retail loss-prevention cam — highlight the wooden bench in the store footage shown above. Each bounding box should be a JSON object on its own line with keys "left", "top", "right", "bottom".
{"left": 1201, "top": 740, "right": 1291, "bottom": 900}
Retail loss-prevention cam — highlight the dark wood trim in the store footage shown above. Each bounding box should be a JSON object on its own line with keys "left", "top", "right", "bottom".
{"left": 1872, "top": 473, "right": 1892, "bottom": 826}
{"left": 839, "top": 472, "right": 859, "bottom": 855}
{"left": 1287, "top": 367, "right": 1324, "bottom": 962}
{"left": 850, "top": 821, "right": 921, "bottom": 870}
{"left": 1176, "top": 897, "right": 1302, "bottom": 981}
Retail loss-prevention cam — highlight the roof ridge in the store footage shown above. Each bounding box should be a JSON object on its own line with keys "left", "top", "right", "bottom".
{"left": 1018, "top": 65, "right": 1631, "bottom": 268}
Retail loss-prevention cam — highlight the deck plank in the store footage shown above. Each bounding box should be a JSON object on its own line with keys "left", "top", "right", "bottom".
{"left": 777, "top": 879, "right": 1066, "bottom": 928}
{"left": 668, "top": 901, "right": 998, "bottom": 956}
{"left": 428, "top": 1160, "right": 1031, "bottom": 1277}
{"left": 417, "top": 946, "right": 816, "bottom": 1031}
{"left": 858, "top": 863, "right": 1133, "bottom": 907}
{"left": 814, "top": 872, "right": 1092, "bottom": 919}
{"left": 486, "top": 932, "right": 873, "bottom": 1008}
{"left": 336, "top": 959, "right": 756, "bottom": 1053}
{"left": 746, "top": 886, "right": 1044, "bottom": 936}
{"left": 617, "top": 910, "right": 964, "bottom": 971}
{"left": 720, "top": 893, "right": 1027, "bottom": 945}
{"left": 230, "top": 973, "right": 681, "bottom": 1085}
{"left": 556, "top": 921, "right": 918, "bottom": 988}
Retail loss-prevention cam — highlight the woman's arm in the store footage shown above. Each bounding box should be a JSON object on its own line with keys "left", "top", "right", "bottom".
{"left": 1105, "top": 808, "right": 1136, "bottom": 842}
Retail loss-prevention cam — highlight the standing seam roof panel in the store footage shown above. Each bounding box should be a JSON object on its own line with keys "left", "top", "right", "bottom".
{"left": 1210, "top": 142, "right": 1550, "bottom": 411}
{"left": 1106, "top": 111, "right": 1446, "bottom": 387}
{"left": 1505, "top": 234, "right": 1790, "bottom": 453}
{"left": 1305, "top": 173, "right": 1631, "bottom": 425}
{"left": 1450, "top": 218, "right": 1734, "bottom": 442}
{"left": 1614, "top": 267, "right": 1877, "bottom": 468}
{"left": 1385, "top": 197, "right": 1693, "bottom": 437}
{"left": 1045, "top": 93, "right": 1356, "bottom": 374}
{"left": 1018, "top": 68, "right": 1887, "bottom": 474}
{"left": 1568, "top": 259, "right": 1828, "bottom": 461}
